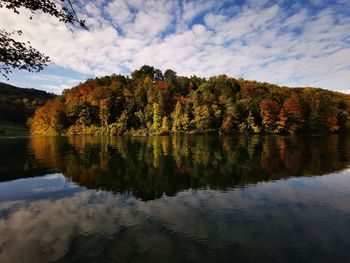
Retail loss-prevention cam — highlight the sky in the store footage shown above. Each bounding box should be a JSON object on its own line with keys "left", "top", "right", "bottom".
{"left": 0, "top": 0, "right": 350, "bottom": 94}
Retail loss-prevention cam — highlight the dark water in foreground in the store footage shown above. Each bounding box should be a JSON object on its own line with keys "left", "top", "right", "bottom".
{"left": 1, "top": 135, "right": 350, "bottom": 263}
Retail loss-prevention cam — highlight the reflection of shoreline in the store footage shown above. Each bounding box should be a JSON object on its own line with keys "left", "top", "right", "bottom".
{"left": 0, "top": 137, "right": 52, "bottom": 182}
{"left": 24, "top": 135, "right": 350, "bottom": 200}
{"left": 1, "top": 172, "right": 350, "bottom": 263}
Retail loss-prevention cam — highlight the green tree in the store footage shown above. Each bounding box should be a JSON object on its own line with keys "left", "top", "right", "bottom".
{"left": 99, "top": 98, "right": 110, "bottom": 130}
{"left": 172, "top": 101, "right": 183, "bottom": 132}
{"left": 152, "top": 103, "right": 161, "bottom": 131}
{"left": 193, "top": 105, "right": 212, "bottom": 132}
{"left": 247, "top": 111, "right": 261, "bottom": 134}
{"left": 116, "top": 110, "right": 128, "bottom": 134}
{"left": 164, "top": 69, "right": 177, "bottom": 85}
{"left": 160, "top": 117, "right": 170, "bottom": 134}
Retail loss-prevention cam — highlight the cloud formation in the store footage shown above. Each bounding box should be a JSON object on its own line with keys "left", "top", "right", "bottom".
{"left": 0, "top": 0, "right": 349, "bottom": 93}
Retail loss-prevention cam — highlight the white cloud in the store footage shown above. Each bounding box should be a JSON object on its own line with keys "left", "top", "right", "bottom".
{"left": 283, "top": 9, "right": 308, "bottom": 28}
{"left": 182, "top": 0, "right": 216, "bottom": 22}
{"left": 0, "top": 0, "right": 349, "bottom": 92}
{"left": 105, "top": 0, "right": 134, "bottom": 25}
{"left": 29, "top": 74, "right": 84, "bottom": 94}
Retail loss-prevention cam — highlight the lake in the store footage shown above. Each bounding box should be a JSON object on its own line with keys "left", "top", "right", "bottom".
{"left": 1, "top": 135, "right": 350, "bottom": 262}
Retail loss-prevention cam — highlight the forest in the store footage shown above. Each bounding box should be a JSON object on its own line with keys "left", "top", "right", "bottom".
{"left": 30, "top": 65, "right": 350, "bottom": 136}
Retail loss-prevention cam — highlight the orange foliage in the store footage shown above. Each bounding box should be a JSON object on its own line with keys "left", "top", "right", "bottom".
{"left": 155, "top": 82, "right": 169, "bottom": 90}
{"left": 174, "top": 95, "right": 186, "bottom": 104}
{"left": 276, "top": 108, "right": 288, "bottom": 133}
{"left": 30, "top": 99, "right": 65, "bottom": 135}
{"left": 283, "top": 98, "right": 302, "bottom": 120}
{"left": 260, "top": 99, "right": 281, "bottom": 131}
{"left": 221, "top": 117, "right": 233, "bottom": 134}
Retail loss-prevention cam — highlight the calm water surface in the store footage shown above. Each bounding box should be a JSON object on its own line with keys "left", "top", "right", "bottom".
{"left": 1, "top": 135, "right": 350, "bottom": 263}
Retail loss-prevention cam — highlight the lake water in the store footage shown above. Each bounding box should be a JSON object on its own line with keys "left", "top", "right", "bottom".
{"left": 1, "top": 135, "right": 350, "bottom": 262}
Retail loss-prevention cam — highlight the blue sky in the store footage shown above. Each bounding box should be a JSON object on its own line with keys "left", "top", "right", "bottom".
{"left": 0, "top": 0, "right": 350, "bottom": 94}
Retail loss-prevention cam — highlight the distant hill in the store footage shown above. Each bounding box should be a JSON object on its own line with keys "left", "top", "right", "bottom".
{"left": 0, "top": 82, "right": 56, "bottom": 133}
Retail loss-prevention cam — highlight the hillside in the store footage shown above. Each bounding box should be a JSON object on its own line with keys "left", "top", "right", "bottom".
{"left": 30, "top": 65, "right": 350, "bottom": 136}
{"left": 0, "top": 82, "right": 56, "bottom": 133}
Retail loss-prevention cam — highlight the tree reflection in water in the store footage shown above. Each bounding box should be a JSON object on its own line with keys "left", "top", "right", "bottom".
{"left": 1, "top": 136, "right": 350, "bottom": 262}
{"left": 26, "top": 135, "right": 350, "bottom": 200}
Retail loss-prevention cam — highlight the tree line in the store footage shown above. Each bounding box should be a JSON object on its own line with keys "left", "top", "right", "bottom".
{"left": 30, "top": 65, "right": 350, "bottom": 135}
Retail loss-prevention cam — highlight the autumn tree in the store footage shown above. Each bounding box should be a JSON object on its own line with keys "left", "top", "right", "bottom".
{"left": 221, "top": 116, "right": 233, "bottom": 134}
{"left": 281, "top": 98, "right": 303, "bottom": 134}
{"left": 276, "top": 108, "right": 288, "bottom": 134}
{"left": 30, "top": 99, "right": 66, "bottom": 135}
{"left": 260, "top": 98, "right": 281, "bottom": 133}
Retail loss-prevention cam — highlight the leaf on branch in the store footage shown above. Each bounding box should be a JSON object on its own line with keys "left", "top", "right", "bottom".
{"left": 0, "top": 30, "right": 50, "bottom": 79}
{"left": 0, "top": 0, "right": 88, "bottom": 78}
{"left": 0, "top": 0, "right": 87, "bottom": 29}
